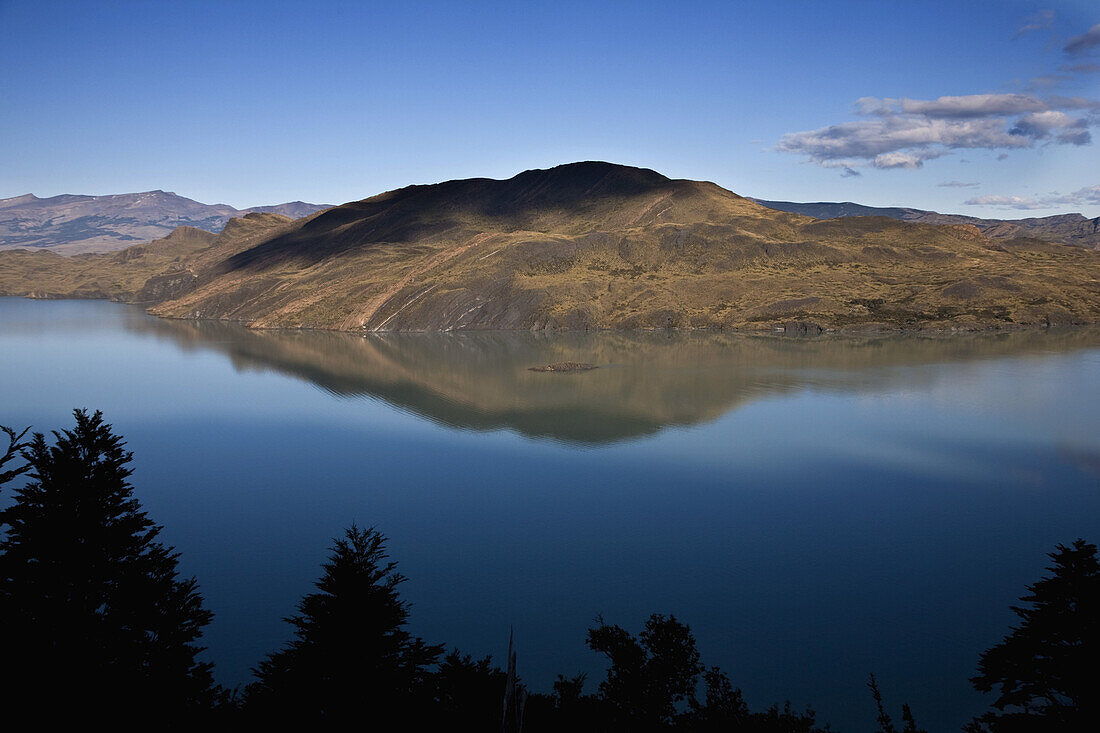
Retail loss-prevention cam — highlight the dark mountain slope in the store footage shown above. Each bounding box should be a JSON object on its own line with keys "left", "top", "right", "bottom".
{"left": 223, "top": 162, "right": 758, "bottom": 271}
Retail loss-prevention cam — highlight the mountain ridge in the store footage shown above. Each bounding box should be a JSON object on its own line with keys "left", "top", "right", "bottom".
{"left": 2, "top": 162, "right": 1098, "bottom": 333}
{"left": 0, "top": 190, "right": 332, "bottom": 254}
{"left": 752, "top": 199, "right": 1100, "bottom": 250}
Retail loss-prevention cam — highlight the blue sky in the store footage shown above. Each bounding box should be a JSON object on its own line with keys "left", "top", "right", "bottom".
{"left": 1, "top": 0, "right": 1098, "bottom": 217}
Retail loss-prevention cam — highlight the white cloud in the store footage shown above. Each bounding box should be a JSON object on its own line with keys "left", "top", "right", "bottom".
{"left": 895, "top": 94, "right": 1049, "bottom": 118}
{"left": 966, "top": 185, "right": 1100, "bottom": 210}
{"left": 872, "top": 151, "right": 942, "bottom": 169}
{"left": 1010, "top": 110, "right": 1092, "bottom": 144}
{"left": 938, "top": 181, "right": 980, "bottom": 188}
{"left": 777, "top": 93, "right": 1097, "bottom": 173}
{"left": 965, "top": 195, "right": 1050, "bottom": 210}
{"left": 777, "top": 21, "right": 1100, "bottom": 176}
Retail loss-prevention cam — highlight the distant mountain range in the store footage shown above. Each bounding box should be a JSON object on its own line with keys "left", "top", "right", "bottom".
{"left": 0, "top": 191, "right": 331, "bottom": 254}
{"left": 752, "top": 199, "right": 1100, "bottom": 250}
{"left": 2, "top": 162, "right": 1097, "bottom": 333}
{"left": 4, "top": 185, "right": 1095, "bottom": 257}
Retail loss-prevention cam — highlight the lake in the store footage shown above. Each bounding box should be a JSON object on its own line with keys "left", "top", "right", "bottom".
{"left": 1, "top": 297, "right": 1098, "bottom": 730}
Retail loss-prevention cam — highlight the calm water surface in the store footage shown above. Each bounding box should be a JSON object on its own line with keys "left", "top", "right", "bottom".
{"left": 2, "top": 298, "right": 1098, "bottom": 731}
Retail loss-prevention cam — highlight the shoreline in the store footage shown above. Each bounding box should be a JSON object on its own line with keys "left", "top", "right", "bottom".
{"left": 5, "top": 293, "right": 1099, "bottom": 337}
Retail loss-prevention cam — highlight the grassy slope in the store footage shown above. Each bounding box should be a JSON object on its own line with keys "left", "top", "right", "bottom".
{"left": 0, "top": 214, "right": 294, "bottom": 301}
{"left": 3, "top": 163, "right": 1099, "bottom": 331}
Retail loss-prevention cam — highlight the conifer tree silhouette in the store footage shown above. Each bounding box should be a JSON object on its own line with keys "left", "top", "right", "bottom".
{"left": 247, "top": 524, "right": 443, "bottom": 723}
{"left": 0, "top": 424, "right": 29, "bottom": 490}
{"left": 968, "top": 539, "right": 1099, "bottom": 732}
{"left": 0, "top": 409, "right": 217, "bottom": 719}
{"left": 428, "top": 650, "right": 507, "bottom": 729}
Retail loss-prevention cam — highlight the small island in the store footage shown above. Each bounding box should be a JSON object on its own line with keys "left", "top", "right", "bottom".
{"left": 528, "top": 361, "right": 598, "bottom": 372}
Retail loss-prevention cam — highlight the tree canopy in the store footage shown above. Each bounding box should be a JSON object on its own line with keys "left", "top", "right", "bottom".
{"left": 968, "top": 539, "right": 1099, "bottom": 732}
{"left": 573, "top": 613, "right": 824, "bottom": 733}
{"left": 0, "top": 409, "right": 218, "bottom": 718}
{"left": 0, "top": 424, "right": 29, "bottom": 490}
{"left": 246, "top": 524, "right": 443, "bottom": 723}
{"left": 586, "top": 613, "right": 703, "bottom": 729}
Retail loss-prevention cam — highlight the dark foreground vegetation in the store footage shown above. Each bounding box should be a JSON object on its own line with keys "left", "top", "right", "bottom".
{"left": 1, "top": 411, "right": 1096, "bottom": 730}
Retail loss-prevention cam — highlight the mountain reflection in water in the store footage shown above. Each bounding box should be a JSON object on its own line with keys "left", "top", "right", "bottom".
{"left": 3, "top": 298, "right": 1100, "bottom": 732}
{"left": 128, "top": 316, "right": 1100, "bottom": 445}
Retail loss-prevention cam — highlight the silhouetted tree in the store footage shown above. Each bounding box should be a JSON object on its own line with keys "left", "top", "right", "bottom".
{"left": 587, "top": 613, "right": 703, "bottom": 730}
{"left": 525, "top": 672, "right": 607, "bottom": 733}
{"left": 558, "top": 672, "right": 605, "bottom": 725}
{"left": 967, "top": 538, "right": 1099, "bottom": 732}
{"left": 427, "top": 650, "right": 507, "bottom": 729}
{"left": 0, "top": 409, "right": 218, "bottom": 719}
{"left": 867, "top": 673, "right": 926, "bottom": 733}
{"left": 0, "top": 424, "right": 29, "bottom": 490}
{"left": 246, "top": 524, "right": 443, "bottom": 724}
{"left": 574, "top": 613, "right": 825, "bottom": 732}
{"left": 682, "top": 666, "right": 750, "bottom": 731}
{"left": 747, "top": 701, "right": 825, "bottom": 733}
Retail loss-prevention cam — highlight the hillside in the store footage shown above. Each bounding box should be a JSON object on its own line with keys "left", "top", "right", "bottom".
{"left": 0, "top": 190, "right": 331, "bottom": 254}
{"left": 2, "top": 162, "right": 1098, "bottom": 332}
{"left": 753, "top": 199, "right": 1100, "bottom": 250}
{"left": 0, "top": 213, "right": 297, "bottom": 301}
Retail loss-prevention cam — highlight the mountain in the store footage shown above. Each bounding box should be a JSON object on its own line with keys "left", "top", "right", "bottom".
{"left": 0, "top": 190, "right": 331, "bottom": 254}
{"left": 752, "top": 199, "right": 1100, "bottom": 250}
{"left": 2, "top": 162, "right": 1098, "bottom": 332}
